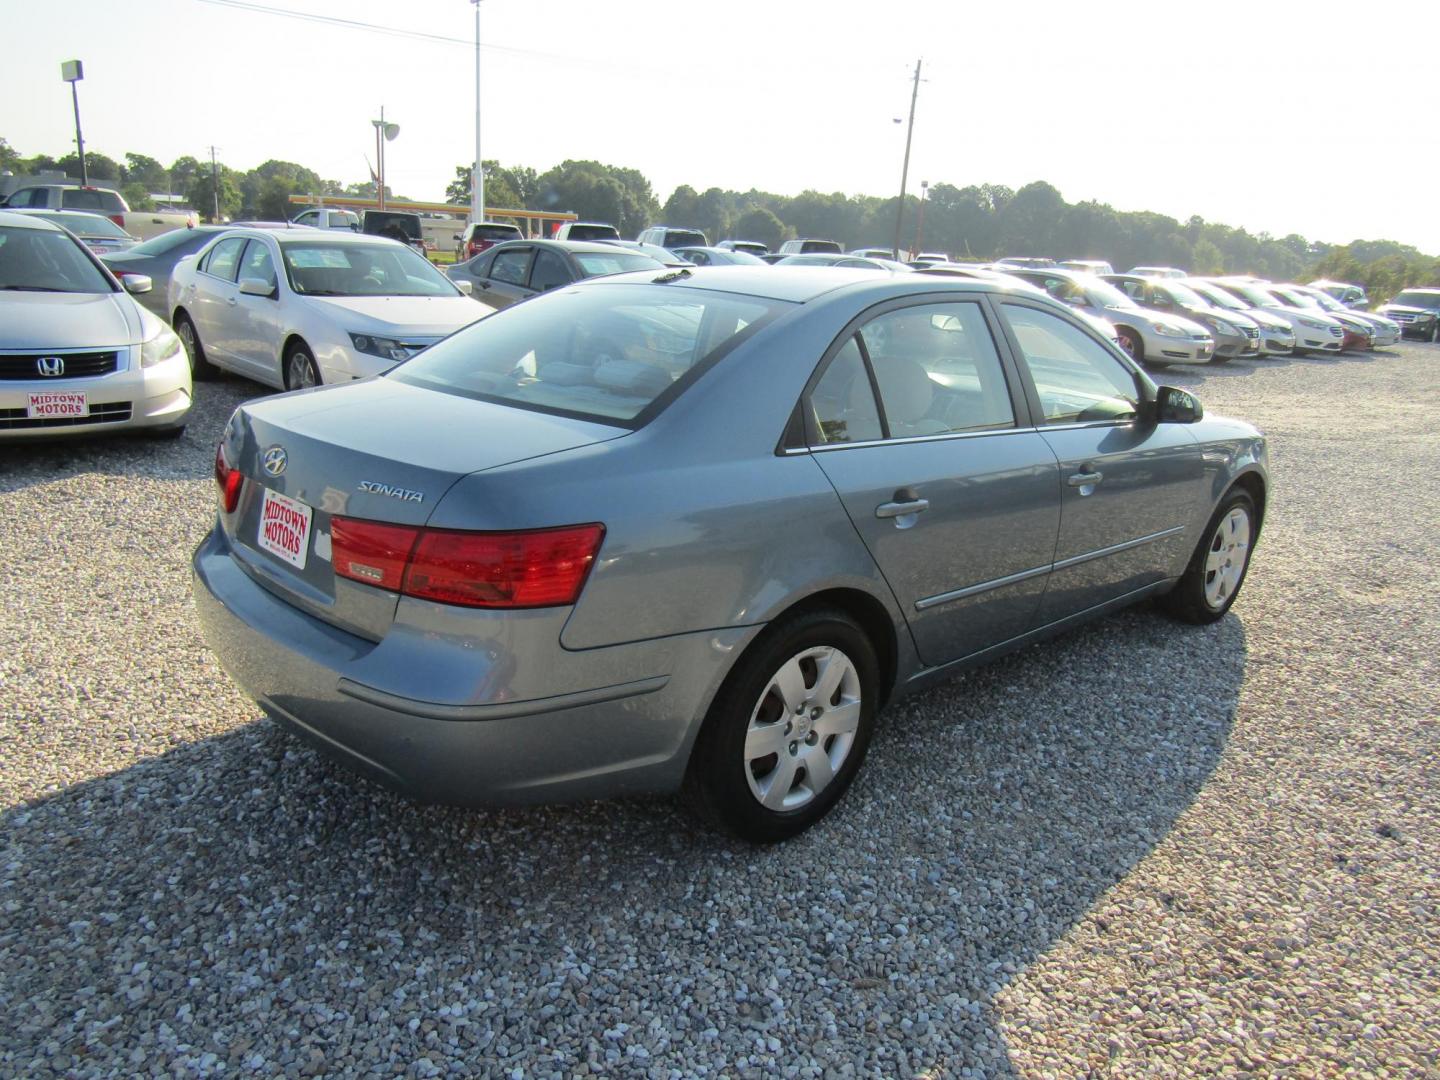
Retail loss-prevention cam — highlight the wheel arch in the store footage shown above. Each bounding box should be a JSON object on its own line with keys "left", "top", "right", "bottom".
{"left": 1229, "top": 468, "right": 1267, "bottom": 537}
{"left": 758, "top": 586, "right": 902, "bottom": 709}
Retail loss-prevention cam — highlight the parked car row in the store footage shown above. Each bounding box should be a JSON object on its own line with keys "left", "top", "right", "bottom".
{"left": 0, "top": 181, "right": 197, "bottom": 239}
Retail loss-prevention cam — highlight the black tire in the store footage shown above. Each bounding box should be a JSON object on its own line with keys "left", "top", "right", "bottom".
{"left": 1159, "top": 489, "right": 1257, "bottom": 624}
{"left": 173, "top": 313, "right": 215, "bottom": 380}
{"left": 1430, "top": 322, "right": 1439, "bottom": 344}
{"left": 1116, "top": 327, "right": 1144, "bottom": 364}
{"left": 284, "top": 341, "right": 321, "bottom": 390}
{"left": 683, "top": 608, "right": 880, "bottom": 843}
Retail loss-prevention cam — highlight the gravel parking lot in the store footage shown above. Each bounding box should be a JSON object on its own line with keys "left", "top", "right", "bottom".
{"left": 1, "top": 344, "right": 1436, "bottom": 1078}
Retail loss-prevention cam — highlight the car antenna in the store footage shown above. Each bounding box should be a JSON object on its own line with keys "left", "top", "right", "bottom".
{"left": 652, "top": 267, "right": 693, "bottom": 283}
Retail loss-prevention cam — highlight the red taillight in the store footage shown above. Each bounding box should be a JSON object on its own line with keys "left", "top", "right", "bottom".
{"left": 108, "top": 213, "right": 125, "bottom": 228}
{"left": 331, "top": 519, "right": 604, "bottom": 609}
{"left": 469, "top": 238, "right": 496, "bottom": 258}
{"left": 214, "top": 443, "right": 243, "bottom": 513}
{"left": 331, "top": 518, "right": 420, "bottom": 592}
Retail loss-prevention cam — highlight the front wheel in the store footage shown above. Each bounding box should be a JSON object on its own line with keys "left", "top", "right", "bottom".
{"left": 173, "top": 313, "right": 215, "bottom": 380}
{"left": 284, "top": 342, "right": 321, "bottom": 390}
{"left": 1160, "top": 490, "right": 1256, "bottom": 624}
{"left": 683, "top": 608, "right": 880, "bottom": 842}
{"left": 1116, "top": 327, "right": 1144, "bottom": 364}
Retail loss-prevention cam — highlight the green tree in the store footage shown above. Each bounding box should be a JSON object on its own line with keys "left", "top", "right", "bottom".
{"left": 188, "top": 165, "right": 242, "bottom": 222}
{"left": 532, "top": 160, "right": 659, "bottom": 236}
{"left": 0, "top": 137, "right": 20, "bottom": 171}
{"left": 55, "top": 151, "right": 122, "bottom": 181}
{"left": 445, "top": 162, "right": 522, "bottom": 210}
{"left": 123, "top": 153, "right": 167, "bottom": 190}
{"left": 1191, "top": 238, "right": 1225, "bottom": 275}
{"left": 731, "top": 206, "right": 785, "bottom": 250}
{"left": 120, "top": 182, "right": 155, "bottom": 211}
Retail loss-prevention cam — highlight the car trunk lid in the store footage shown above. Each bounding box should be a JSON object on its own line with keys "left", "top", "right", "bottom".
{"left": 220, "top": 378, "right": 626, "bottom": 639}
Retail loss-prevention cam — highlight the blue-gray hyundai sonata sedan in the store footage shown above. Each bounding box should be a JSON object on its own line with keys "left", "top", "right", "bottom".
{"left": 193, "top": 266, "right": 1267, "bottom": 841}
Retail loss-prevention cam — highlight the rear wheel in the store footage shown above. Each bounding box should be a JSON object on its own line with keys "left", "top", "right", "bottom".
{"left": 1430, "top": 322, "right": 1439, "bottom": 344}
{"left": 173, "top": 313, "right": 215, "bottom": 380}
{"left": 1160, "top": 489, "right": 1256, "bottom": 624}
{"left": 683, "top": 608, "right": 879, "bottom": 842}
{"left": 284, "top": 341, "right": 321, "bottom": 390}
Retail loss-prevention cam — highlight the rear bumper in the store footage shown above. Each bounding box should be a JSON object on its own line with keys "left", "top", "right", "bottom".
{"left": 192, "top": 526, "right": 753, "bottom": 806}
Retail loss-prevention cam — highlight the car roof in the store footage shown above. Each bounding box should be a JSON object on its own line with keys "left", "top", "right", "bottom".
{"left": 489, "top": 238, "right": 654, "bottom": 255}
{"left": 0, "top": 209, "right": 62, "bottom": 232}
{"left": 578, "top": 264, "right": 1030, "bottom": 305}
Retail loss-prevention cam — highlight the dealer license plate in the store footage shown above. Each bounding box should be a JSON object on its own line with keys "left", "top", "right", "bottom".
{"left": 257, "top": 488, "right": 313, "bottom": 570}
{"left": 27, "top": 392, "right": 88, "bottom": 418}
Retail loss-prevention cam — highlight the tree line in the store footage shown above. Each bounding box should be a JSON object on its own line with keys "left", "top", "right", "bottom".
{"left": 4, "top": 137, "right": 1435, "bottom": 301}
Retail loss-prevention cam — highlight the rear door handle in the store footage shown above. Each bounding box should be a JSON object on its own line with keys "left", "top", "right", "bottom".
{"left": 1067, "top": 470, "right": 1104, "bottom": 487}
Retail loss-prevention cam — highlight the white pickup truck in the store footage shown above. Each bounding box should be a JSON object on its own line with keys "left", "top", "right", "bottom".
{"left": 0, "top": 183, "right": 197, "bottom": 240}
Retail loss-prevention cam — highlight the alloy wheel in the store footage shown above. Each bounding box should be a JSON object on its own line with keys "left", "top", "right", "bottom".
{"left": 288, "top": 350, "right": 320, "bottom": 389}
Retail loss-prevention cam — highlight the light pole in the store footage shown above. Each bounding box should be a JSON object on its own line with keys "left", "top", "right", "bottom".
{"left": 891, "top": 58, "right": 923, "bottom": 260}
{"left": 60, "top": 60, "right": 87, "bottom": 185}
{"left": 912, "top": 180, "right": 929, "bottom": 257}
{"left": 371, "top": 108, "right": 399, "bottom": 210}
{"left": 471, "top": 0, "right": 485, "bottom": 225}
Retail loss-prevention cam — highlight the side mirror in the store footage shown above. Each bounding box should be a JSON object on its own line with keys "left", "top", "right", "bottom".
{"left": 1153, "top": 385, "right": 1203, "bottom": 423}
{"left": 453, "top": 279, "right": 473, "bottom": 296}
{"left": 238, "top": 277, "right": 276, "bottom": 298}
{"left": 121, "top": 274, "right": 153, "bottom": 295}
{"left": 452, "top": 232, "right": 462, "bottom": 241}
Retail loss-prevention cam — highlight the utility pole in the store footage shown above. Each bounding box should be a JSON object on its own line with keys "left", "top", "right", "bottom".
{"left": 471, "top": 0, "right": 485, "bottom": 225}
{"left": 891, "top": 58, "right": 923, "bottom": 261}
{"left": 208, "top": 145, "right": 220, "bottom": 223}
{"left": 913, "top": 180, "right": 929, "bottom": 255}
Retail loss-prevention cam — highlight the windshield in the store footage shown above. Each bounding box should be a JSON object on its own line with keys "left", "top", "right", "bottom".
{"left": 1159, "top": 281, "right": 1210, "bottom": 309}
{"left": 1274, "top": 287, "right": 1319, "bottom": 309}
{"left": 1189, "top": 281, "right": 1248, "bottom": 310}
{"left": 1230, "top": 283, "right": 1285, "bottom": 307}
{"left": 280, "top": 241, "right": 458, "bottom": 297}
{"left": 393, "top": 283, "right": 784, "bottom": 425}
{"left": 1391, "top": 291, "right": 1440, "bottom": 310}
{"left": 0, "top": 225, "right": 115, "bottom": 293}
{"left": 1304, "top": 290, "right": 1344, "bottom": 312}
{"left": 31, "top": 212, "right": 130, "bottom": 238}
{"left": 1078, "top": 275, "right": 1139, "bottom": 309}
{"left": 573, "top": 251, "right": 664, "bottom": 276}
{"left": 129, "top": 228, "right": 216, "bottom": 256}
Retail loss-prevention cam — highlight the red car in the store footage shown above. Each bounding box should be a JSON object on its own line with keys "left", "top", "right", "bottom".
{"left": 456, "top": 221, "right": 523, "bottom": 261}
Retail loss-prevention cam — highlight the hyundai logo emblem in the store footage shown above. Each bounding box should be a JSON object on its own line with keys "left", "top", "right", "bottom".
{"left": 262, "top": 446, "right": 288, "bottom": 477}
{"left": 36, "top": 356, "right": 65, "bottom": 377}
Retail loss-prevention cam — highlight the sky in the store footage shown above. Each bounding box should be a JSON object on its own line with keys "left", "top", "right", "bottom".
{"left": 6, "top": 0, "right": 1440, "bottom": 252}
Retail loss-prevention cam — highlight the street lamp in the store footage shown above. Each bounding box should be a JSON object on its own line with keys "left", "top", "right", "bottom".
{"left": 60, "top": 60, "right": 87, "bottom": 186}
{"left": 471, "top": 0, "right": 485, "bottom": 226}
{"left": 371, "top": 108, "right": 399, "bottom": 210}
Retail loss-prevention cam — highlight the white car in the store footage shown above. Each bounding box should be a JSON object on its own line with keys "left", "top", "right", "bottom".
{"left": 1202, "top": 279, "right": 1346, "bottom": 354}
{"left": 168, "top": 229, "right": 483, "bottom": 390}
{"left": 0, "top": 210, "right": 191, "bottom": 439}
{"left": 1283, "top": 284, "right": 1401, "bottom": 347}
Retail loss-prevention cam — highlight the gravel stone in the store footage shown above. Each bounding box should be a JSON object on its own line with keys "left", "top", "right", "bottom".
{"left": 1, "top": 349, "right": 1436, "bottom": 1076}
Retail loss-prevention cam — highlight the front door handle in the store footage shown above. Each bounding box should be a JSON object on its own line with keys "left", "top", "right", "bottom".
{"left": 876, "top": 487, "right": 930, "bottom": 519}
{"left": 226, "top": 297, "right": 237, "bottom": 306}
{"left": 1068, "top": 470, "right": 1104, "bottom": 487}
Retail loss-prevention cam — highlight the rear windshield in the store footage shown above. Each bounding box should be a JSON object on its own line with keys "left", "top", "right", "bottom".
{"left": 32, "top": 212, "right": 129, "bottom": 238}
{"left": 129, "top": 228, "right": 216, "bottom": 256}
{"left": 565, "top": 224, "right": 620, "bottom": 241}
{"left": 393, "top": 283, "right": 784, "bottom": 425}
{"left": 573, "top": 251, "right": 664, "bottom": 276}
{"left": 475, "top": 224, "right": 521, "bottom": 240}
{"left": 1392, "top": 291, "right": 1440, "bottom": 310}
{"left": 0, "top": 225, "right": 115, "bottom": 294}
{"left": 365, "top": 214, "right": 422, "bottom": 239}
{"left": 665, "top": 230, "right": 707, "bottom": 247}
{"left": 60, "top": 188, "right": 125, "bottom": 212}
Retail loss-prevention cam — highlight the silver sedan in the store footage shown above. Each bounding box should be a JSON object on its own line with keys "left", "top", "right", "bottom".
{"left": 193, "top": 267, "right": 1267, "bottom": 841}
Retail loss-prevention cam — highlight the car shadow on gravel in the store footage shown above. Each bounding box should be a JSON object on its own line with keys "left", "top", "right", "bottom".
{"left": 0, "top": 605, "right": 1247, "bottom": 1076}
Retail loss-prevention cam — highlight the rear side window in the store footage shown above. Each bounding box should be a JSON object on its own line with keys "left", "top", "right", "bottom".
{"left": 859, "top": 303, "right": 1015, "bottom": 436}
{"left": 490, "top": 249, "right": 530, "bottom": 285}
{"left": 528, "top": 249, "right": 571, "bottom": 293}
{"left": 61, "top": 189, "right": 123, "bottom": 213}
{"left": 394, "top": 284, "right": 783, "bottom": 425}
{"left": 809, "top": 337, "right": 882, "bottom": 444}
